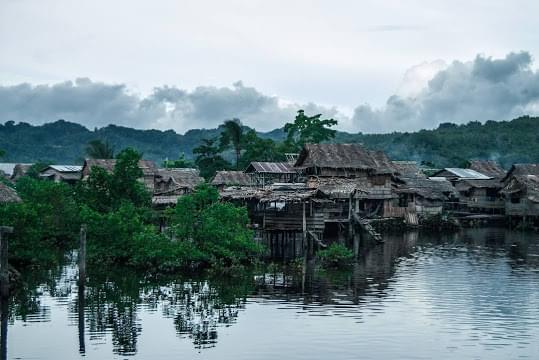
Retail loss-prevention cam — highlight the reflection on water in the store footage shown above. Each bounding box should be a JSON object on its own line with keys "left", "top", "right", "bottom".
{"left": 4, "top": 228, "right": 539, "bottom": 359}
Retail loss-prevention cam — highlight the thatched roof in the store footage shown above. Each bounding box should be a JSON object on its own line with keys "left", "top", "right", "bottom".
{"left": 306, "top": 176, "right": 371, "bottom": 199}
{"left": 11, "top": 164, "right": 32, "bottom": 180}
{"left": 294, "top": 143, "right": 394, "bottom": 174}
{"left": 211, "top": 171, "right": 252, "bottom": 186}
{"left": 155, "top": 168, "right": 203, "bottom": 192}
{"left": 0, "top": 183, "right": 21, "bottom": 203}
{"left": 219, "top": 184, "right": 323, "bottom": 203}
{"left": 468, "top": 160, "right": 505, "bottom": 179}
{"left": 245, "top": 161, "right": 295, "bottom": 174}
{"left": 82, "top": 159, "right": 157, "bottom": 177}
{"left": 392, "top": 161, "right": 426, "bottom": 178}
{"left": 455, "top": 178, "right": 503, "bottom": 190}
{"left": 395, "top": 176, "right": 456, "bottom": 200}
{"left": 500, "top": 175, "right": 539, "bottom": 203}
{"left": 502, "top": 164, "right": 539, "bottom": 183}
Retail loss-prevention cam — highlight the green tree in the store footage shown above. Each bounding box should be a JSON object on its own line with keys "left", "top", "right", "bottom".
{"left": 78, "top": 147, "right": 150, "bottom": 212}
{"left": 283, "top": 110, "right": 338, "bottom": 151}
{"left": 163, "top": 153, "right": 195, "bottom": 168}
{"left": 219, "top": 119, "right": 244, "bottom": 169}
{"left": 238, "top": 130, "right": 281, "bottom": 169}
{"left": 0, "top": 149, "right": 5, "bottom": 158}
{"left": 193, "top": 139, "right": 231, "bottom": 180}
{"left": 86, "top": 139, "right": 114, "bottom": 159}
{"left": 169, "top": 184, "right": 261, "bottom": 266}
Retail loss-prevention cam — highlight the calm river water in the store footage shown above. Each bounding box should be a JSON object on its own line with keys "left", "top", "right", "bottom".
{"left": 4, "top": 227, "right": 539, "bottom": 359}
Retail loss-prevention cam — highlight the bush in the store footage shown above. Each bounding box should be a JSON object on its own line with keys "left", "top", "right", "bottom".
{"left": 317, "top": 243, "right": 354, "bottom": 268}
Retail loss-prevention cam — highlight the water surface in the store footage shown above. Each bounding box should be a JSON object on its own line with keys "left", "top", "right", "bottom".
{"left": 5, "top": 228, "right": 539, "bottom": 359}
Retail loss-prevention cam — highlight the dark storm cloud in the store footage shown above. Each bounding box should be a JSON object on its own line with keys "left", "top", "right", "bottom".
{"left": 353, "top": 51, "right": 539, "bottom": 133}
{"left": 0, "top": 79, "right": 341, "bottom": 132}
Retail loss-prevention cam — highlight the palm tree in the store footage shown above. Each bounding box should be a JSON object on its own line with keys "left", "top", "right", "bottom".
{"left": 85, "top": 139, "right": 114, "bottom": 159}
{"left": 219, "top": 119, "right": 243, "bottom": 169}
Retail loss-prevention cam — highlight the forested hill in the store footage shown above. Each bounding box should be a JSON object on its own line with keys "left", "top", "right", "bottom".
{"left": 1, "top": 116, "right": 539, "bottom": 168}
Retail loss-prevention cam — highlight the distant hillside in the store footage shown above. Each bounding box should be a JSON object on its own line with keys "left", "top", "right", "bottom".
{"left": 1, "top": 116, "right": 539, "bottom": 168}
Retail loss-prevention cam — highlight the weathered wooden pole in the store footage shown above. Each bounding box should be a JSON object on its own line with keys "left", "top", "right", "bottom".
{"left": 78, "top": 224, "right": 87, "bottom": 354}
{"left": 0, "top": 291, "right": 7, "bottom": 360}
{"left": 348, "top": 192, "right": 354, "bottom": 242}
{"left": 79, "top": 224, "right": 87, "bottom": 285}
{"left": 0, "top": 226, "right": 12, "bottom": 360}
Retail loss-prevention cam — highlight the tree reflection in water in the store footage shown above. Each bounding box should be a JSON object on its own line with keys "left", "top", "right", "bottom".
{"left": 3, "top": 228, "right": 539, "bottom": 358}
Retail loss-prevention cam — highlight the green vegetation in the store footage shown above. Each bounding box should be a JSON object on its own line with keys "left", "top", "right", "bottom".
{"left": 3, "top": 115, "right": 539, "bottom": 169}
{"left": 163, "top": 153, "right": 194, "bottom": 168}
{"left": 316, "top": 243, "right": 354, "bottom": 268}
{"left": 219, "top": 119, "right": 244, "bottom": 169}
{"left": 283, "top": 110, "right": 338, "bottom": 152}
{"left": 1, "top": 148, "right": 260, "bottom": 273}
{"left": 85, "top": 139, "right": 114, "bottom": 159}
{"left": 0, "top": 177, "right": 79, "bottom": 266}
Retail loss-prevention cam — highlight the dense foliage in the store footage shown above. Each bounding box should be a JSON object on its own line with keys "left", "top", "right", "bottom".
{"left": 0, "top": 147, "right": 259, "bottom": 272}
{"left": 0, "top": 177, "right": 80, "bottom": 265}
{"left": 317, "top": 243, "right": 354, "bottom": 268}
{"left": 3, "top": 115, "right": 539, "bottom": 169}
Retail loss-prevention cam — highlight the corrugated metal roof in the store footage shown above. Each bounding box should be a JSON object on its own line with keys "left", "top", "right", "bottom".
{"left": 48, "top": 165, "right": 83, "bottom": 172}
{"left": 444, "top": 168, "right": 491, "bottom": 180}
{"left": 246, "top": 161, "right": 295, "bottom": 174}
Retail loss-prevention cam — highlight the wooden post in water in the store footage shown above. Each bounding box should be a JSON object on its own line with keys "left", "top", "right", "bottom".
{"left": 0, "top": 226, "right": 12, "bottom": 360}
{"left": 78, "top": 224, "right": 87, "bottom": 354}
{"left": 79, "top": 224, "right": 87, "bottom": 285}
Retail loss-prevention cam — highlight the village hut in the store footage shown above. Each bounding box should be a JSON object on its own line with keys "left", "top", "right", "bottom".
{"left": 11, "top": 164, "right": 33, "bottom": 181}
{"left": 152, "top": 168, "right": 204, "bottom": 207}
{"left": 39, "top": 165, "right": 83, "bottom": 184}
{"left": 81, "top": 159, "right": 157, "bottom": 192}
{"left": 244, "top": 161, "right": 297, "bottom": 187}
{"left": 210, "top": 171, "right": 252, "bottom": 191}
{"left": 500, "top": 164, "right": 539, "bottom": 217}
{"left": 468, "top": 160, "right": 506, "bottom": 179}
{"left": 294, "top": 143, "right": 396, "bottom": 218}
{"left": 220, "top": 183, "right": 330, "bottom": 259}
{"left": 0, "top": 182, "right": 21, "bottom": 204}
{"left": 440, "top": 160, "right": 507, "bottom": 213}
{"left": 390, "top": 161, "right": 457, "bottom": 217}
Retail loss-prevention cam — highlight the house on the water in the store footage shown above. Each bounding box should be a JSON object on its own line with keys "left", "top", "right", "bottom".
{"left": 294, "top": 143, "right": 396, "bottom": 218}
{"left": 500, "top": 164, "right": 539, "bottom": 218}
{"left": 391, "top": 161, "right": 456, "bottom": 218}
{"left": 39, "top": 165, "right": 83, "bottom": 184}
{"left": 432, "top": 165, "right": 505, "bottom": 212}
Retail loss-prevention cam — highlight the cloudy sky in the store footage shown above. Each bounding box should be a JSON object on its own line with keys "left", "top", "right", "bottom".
{"left": 1, "top": 0, "right": 539, "bottom": 133}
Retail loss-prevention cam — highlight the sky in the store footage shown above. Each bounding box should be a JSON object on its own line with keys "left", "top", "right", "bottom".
{"left": 1, "top": 0, "right": 539, "bottom": 133}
